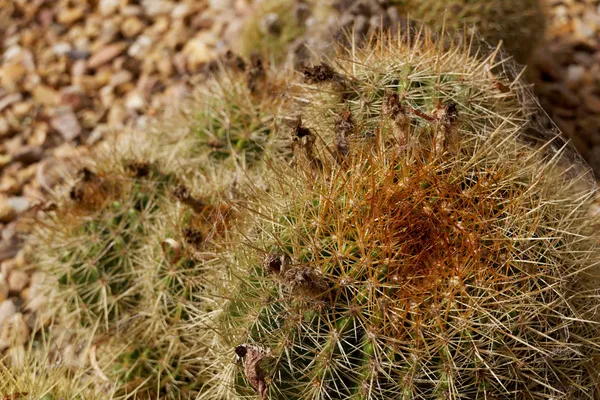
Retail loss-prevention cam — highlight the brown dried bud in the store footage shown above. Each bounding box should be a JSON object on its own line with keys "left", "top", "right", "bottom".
{"left": 247, "top": 53, "right": 266, "bottom": 96}
{"left": 223, "top": 50, "right": 247, "bottom": 72}
{"left": 263, "top": 252, "right": 291, "bottom": 274}
{"left": 183, "top": 227, "right": 204, "bottom": 248}
{"left": 383, "top": 89, "right": 404, "bottom": 121}
{"left": 301, "top": 63, "right": 339, "bottom": 84}
{"left": 282, "top": 265, "right": 328, "bottom": 299}
{"left": 125, "top": 160, "right": 153, "bottom": 178}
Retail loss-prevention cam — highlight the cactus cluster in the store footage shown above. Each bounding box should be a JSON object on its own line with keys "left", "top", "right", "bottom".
{"left": 8, "top": 8, "right": 599, "bottom": 400}
{"left": 27, "top": 91, "right": 253, "bottom": 398}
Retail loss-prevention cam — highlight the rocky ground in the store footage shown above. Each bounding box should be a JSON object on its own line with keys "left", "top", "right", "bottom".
{"left": 530, "top": 0, "right": 600, "bottom": 174}
{"left": 0, "top": 0, "right": 599, "bottom": 351}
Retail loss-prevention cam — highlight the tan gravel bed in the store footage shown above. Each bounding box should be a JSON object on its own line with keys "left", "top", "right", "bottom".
{"left": 531, "top": 0, "right": 600, "bottom": 175}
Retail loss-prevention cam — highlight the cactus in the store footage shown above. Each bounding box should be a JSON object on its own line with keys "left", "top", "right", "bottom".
{"left": 239, "top": 0, "right": 314, "bottom": 63}
{"left": 26, "top": 50, "right": 290, "bottom": 397}
{"left": 33, "top": 160, "right": 177, "bottom": 331}
{"left": 208, "top": 31, "right": 600, "bottom": 399}
{"left": 398, "top": 0, "right": 546, "bottom": 64}
{"left": 0, "top": 333, "right": 112, "bottom": 399}
{"left": 239, "top": 0, "right": 545, "bottom": 67}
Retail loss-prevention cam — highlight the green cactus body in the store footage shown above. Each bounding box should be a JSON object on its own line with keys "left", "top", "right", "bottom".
{"left": 214, "top": 32, "right": 600, "bottom": 399}
{"left": 399, "top": 0, "right": 545, "bottom": 63}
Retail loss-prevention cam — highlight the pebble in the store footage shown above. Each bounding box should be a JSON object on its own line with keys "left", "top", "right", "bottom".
{"left": 33, "top": 85, "right": 60, "bottom": 106}
{"left": 125, "top": 91, "right": 146, "bottom": 110}
{"left": 6, "top": 197, "right": 30, "bottom": 214}
{"left": 51, "top": 107, "right": 82, "bottom": 141}
{"left": 0, "top": 238, "right": 20, "bottom": 263}
{"left": 87, "top": 42, "right": 127, "bottom": 69}
{"left": 0, "top": 196, "right": 17, "bottom": 224}
{"left": 57, "top": 8, "right": 85, "bottom": 25}
{"left": 128, "top": 35, "right": 153, "bottom": 59}
{"left": 0, "top": 276, "right": 8, "bottom": 303}
{"left": 0, "top": 300, "right": 17, "bottom": 328}
{"left": 99, "top": 0, "right": 120, "bottom": 16}
{"left": 11, "top": 146, "right": 44, "bottom": 165}
{"left": 8, "top": 270, "right": 29, "bottom": 293}
{"left": 122, "top": 17, "right": 145, "bottom": 38}
{"left": 0, "top": 313, "right": 30, "bottom": 350}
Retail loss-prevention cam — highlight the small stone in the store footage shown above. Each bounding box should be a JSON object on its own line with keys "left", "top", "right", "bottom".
{"left": 128, "top": 36, "right": 153, "bottom": 59}
{"left": 11, "top": 101, "right": 33, "bottom": 118}
{"left": 99, "top": 0, "right": 120, "bottom": 16}
{"left": 0, "top": 155, "right": 11, "bottom": 169}
{"left": 0, "top": 196, "right": 17, "bottom": 224}
{"left": 87, "top": 42, "right": 127, "bottom": 69}
{"left": 0, "top": 176, "right": 20, "bottom": 196}
{"left": 142, "top": 0, "right": 174, "bottom": 16}
{"left": 0, "top": 93, "right": 23, "bottom": 112}
{"left": 0, "top": 300, "right": 17, "bottom": 328}
{"left": 0, "top": 276, "right": 8, "bottom": 303}
{"left": 125, "top": 91, "right": 145, "bottom": 110}
{"left": 0, "top": 118, "right": 10, "bottom": 136}
{"left": 8, "top": 270, "right": 29, "bottom": 293}
{"left": 566, "top": 65, "right": 586, "bottom": 85}
{"left": 110, "top": 70, "right": 134, "bottom": 87}
{"left": 51, "top": 107, "right": 81, "bottom": 141}
{"left": 121, "top": 16, "right": 145, "bottom": 38}
{"left": 11, "top": 146, "right": 43, "bottom": 165}
{"left": 60, "top": 87, "right": 87, "bottom": 111}
{"left": 53, "top": 42, "right": 72, "bottom": 56}
{"left": 107, "top": 103, "right": 127, "bottom": 127}
{"left": 57, "top": 8, "right": 84, "bottom": 25}
{"left": 0, "top": 313, "right": 30, "bottom": 350}
{"left": 171, "top": 3, "right": 191, "bottom": 19}
{"left": 0, "top": 236, "right": 20, "bottom": 263}
{"left": 71, "top": 60, "right": 88, "bottom": 78}
{"left": 67, "top": 50, "right": 91, "bottom": 61}
{"left": 33, "top": 85, "right": 60, "bottom": 106}
{"left": 183, "top": 38, "right": 216, "bottom": 72}
{"left": 6, "top": 197, "right": 29, "bottom": 213}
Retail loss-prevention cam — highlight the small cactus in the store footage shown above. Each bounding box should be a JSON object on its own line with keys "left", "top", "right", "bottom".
{"left": 33, "top": 161, "right": 177, "bottom": 331}
{"left": 399, "top": 0, "right": 546, "bottom": 63}
{"left": 0, "top": 335, "right": 111, "bottom": 399}
{"left": 239, "top": 0, "right": 313, "bottom": 63}
{"left": 239, "top": 0, "right": 545, "bottom": 66}
{"left": 185, "top": 54, "right": 294, "bottom": 165}
{"left": 209, "top": 32, "right": 600, "bottom": 399}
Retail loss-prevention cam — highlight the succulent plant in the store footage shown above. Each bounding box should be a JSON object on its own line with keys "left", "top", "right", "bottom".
{"left": 239, "top": 0, "right": 314, "bottom": 63}
{"left": 398, "top": 0, "right": 546, "bottom": 64}
{"left": 239, "top": 0, "right": 545, "bottom": 67}
{"left": 32, "top": 160, "right": 177, "bottom": 331}
{"left": 0, "top": 334, "right": 111, "bottom": 399}
{"left": 207, "top": 31, "right": 600, "bottom": 399}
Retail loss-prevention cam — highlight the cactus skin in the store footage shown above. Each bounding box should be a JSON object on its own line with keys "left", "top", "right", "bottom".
{"left": 399, "top": 0, "right": 545, "bottom": 63}
{"left": 212, "top": 32, "right": 600, "bottom": 400}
